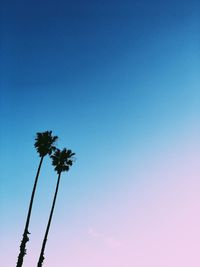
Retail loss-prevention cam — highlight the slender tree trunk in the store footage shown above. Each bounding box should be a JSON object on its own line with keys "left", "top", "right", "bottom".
{"left": 37, "top": 172, "right": 61, "bottom": 267}
{"left": 16, "top": 156, "right": 44, "bottom": 267}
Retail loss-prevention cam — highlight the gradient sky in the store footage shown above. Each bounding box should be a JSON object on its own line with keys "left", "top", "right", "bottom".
{"left": 1, "top": 0, "right": 200, "bottom": 266}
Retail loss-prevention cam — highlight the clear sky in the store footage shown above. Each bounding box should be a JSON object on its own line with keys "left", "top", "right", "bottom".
{"left": 1, "top": 0, "right": 200, "bottom": 266}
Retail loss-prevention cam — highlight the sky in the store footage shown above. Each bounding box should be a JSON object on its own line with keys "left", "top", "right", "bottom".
{"left": 1, "top": 0, "right": 200, "bottom": 266}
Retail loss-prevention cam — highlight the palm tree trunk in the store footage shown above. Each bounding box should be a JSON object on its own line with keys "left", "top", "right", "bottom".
{"left": 16, "top": 156, "right": 44, "bottom": 267}
{"left": 37, "top": 172, "right": 61, "bottom": 267}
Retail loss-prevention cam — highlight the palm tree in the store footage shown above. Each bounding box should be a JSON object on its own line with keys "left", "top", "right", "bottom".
{"left": 37, "top": 148, "right": 75, "bottom": 267}
{"left": 16, "top": 131, "right": 58, "bottom": 267}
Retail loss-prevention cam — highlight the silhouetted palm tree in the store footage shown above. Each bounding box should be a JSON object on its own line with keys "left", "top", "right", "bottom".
{"left": 37, "top": 148, "right": 75, "bottom": 267}
{"left": 16, "top": 131, "right": 58, "bottom": 267}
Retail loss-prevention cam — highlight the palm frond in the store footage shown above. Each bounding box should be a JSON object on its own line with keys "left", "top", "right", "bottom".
{"left": 51, "top": 148, "right": 75, "bottom": 174}
{"left": 34, "top": 131, "right": 58, "bottom": 157}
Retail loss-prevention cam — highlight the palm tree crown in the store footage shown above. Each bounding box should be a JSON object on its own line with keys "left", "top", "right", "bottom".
{"left": 51, "top": 148, "right": 75, "bottom": 174}
{"left": 34, "top": 131, "right": 58, "bottom": 157}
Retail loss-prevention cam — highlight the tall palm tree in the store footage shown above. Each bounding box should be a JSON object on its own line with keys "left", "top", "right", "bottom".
{"left": 37, "top": 148, "right": 75, "bottom": 267}
{"left": 16, "top": 131, "right": 58, "bottom": 267}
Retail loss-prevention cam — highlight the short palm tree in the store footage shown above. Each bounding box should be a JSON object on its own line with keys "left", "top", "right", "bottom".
{"left": 16, "top": 131, "right": 58, "bottom": 267}
{"left": 37, "top": 148, "right": 75, "bottom": 267}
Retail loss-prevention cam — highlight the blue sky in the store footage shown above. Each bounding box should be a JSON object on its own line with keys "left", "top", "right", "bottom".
{"left": 1, "top": 0, "right": 199, "bottom": 155}
{"left": 1, "top": 0, "right": 200, "bottom": 266}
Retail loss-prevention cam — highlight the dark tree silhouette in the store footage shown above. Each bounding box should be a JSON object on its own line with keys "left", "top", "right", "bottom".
{"left": 16, "top": 131, "right": 58, "bottom": 267}
{"left": 37, "top": 148, "right": 75, "bottom": 267}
